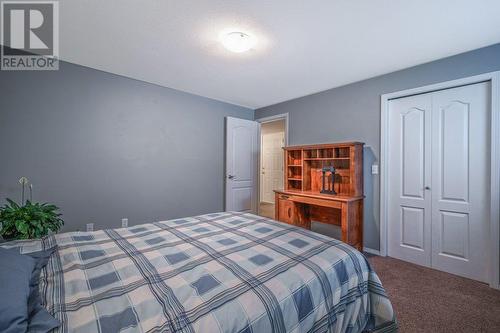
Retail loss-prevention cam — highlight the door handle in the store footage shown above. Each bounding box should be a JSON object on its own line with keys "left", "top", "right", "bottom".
{"left": 227, "top": 174, "right": 235, "bottom": 180}
{"left": 425, "top": 186, "right": 431, "bottom": 190}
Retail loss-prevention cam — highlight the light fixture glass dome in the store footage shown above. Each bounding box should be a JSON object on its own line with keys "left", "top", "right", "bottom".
{"left": 220, "top": 31, "right": 256, "bottom": 53}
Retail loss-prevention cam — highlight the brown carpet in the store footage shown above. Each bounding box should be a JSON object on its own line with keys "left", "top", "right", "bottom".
{"left": 367, "top": 255, "right": 500, "bottom": 332}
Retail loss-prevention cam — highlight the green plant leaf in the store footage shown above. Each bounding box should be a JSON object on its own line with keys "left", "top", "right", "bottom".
{"left": 0, "top": 197, "right": 64, "bottom": 240}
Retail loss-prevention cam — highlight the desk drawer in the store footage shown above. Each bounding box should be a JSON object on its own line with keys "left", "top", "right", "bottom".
{"left": 287, "top": 194, "right": 342, "bottom": 209}
{"left": 277, "top": 199, "right": 295, "bottom": 224}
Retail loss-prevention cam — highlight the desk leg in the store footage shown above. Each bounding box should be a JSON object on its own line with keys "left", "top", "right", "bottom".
{"left": 341, "top": 202, "right": 348, "bottom": 245}
{"left": 341, "top": 201, "right": 363, "bottom": 251}
{"left": 274, "top": 193, "right": 280, "bottom": 220}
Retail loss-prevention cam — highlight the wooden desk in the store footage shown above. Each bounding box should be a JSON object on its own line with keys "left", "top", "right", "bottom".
{"left": 277, "top": 142, "right": 364, "bottom": 251}
{"left": 274, "top": 190, "right": 363, "bottom": 251}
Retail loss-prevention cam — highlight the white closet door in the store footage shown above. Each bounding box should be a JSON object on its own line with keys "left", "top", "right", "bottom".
{"left": 388, "top": 94, "right": 432, "bottom": 267}
{"left": 388, "top": 82, "right": 491, "bottom": 283}
{"left": 430, "top": 83, "right": 490, "bottom": 282}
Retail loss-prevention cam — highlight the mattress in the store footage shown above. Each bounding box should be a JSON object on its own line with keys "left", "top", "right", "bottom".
{"left": 3, "top": 211, "right": 397, "bottom": 333}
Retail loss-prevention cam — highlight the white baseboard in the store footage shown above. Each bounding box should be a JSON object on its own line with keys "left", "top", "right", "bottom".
{"left": 363, "top": 247, "right": 381, "bottom": 256}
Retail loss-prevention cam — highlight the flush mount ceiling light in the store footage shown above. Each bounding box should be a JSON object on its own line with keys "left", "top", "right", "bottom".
{"left": 220, "top": 31, "right": 257, "bottom": 53}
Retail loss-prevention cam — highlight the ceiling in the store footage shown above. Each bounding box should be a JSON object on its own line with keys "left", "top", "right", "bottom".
{"left": 60, "top": 1, "right": 500, "bottom": 109}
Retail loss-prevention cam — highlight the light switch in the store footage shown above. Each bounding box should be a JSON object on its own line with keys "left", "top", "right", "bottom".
{"left": 121, "top": 218, "right": 128, "bottom": 228}
{"left": 371, "top": 164, "right": 379, "bottom": 175}
{"left": 86, "top": 223, "right": 94, "bottom": 232}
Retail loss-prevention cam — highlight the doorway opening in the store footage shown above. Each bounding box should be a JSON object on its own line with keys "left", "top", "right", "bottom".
{"left": 258, "top": 117, "right": 287, "bottom": 219}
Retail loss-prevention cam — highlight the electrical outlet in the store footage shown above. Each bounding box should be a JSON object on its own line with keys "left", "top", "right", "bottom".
{"left": 86, "top": 223, "right": 94, "bottom": 232}
{"left": 371, "top": 164, "right": 379, "bottom": 175}
{"left": 121, "top": 218, "right": 128, "bottom": 228}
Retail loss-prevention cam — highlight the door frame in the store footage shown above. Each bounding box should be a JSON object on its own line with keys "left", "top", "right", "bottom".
{"left": 380, "top": 71, "right": 500, "bottom": 289}
{"left": 256, "top": 113, "right": 289, "bottom": 145}
{"left": 255, "top": 113, "right": 289, "bottom": 213}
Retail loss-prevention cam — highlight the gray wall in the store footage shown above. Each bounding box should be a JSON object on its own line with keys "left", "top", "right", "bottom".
{"left": 255, "top": 43, "right": 500, "bottom": 250}
{"left": 0, "top": 62, "right": 253, "bottom": 232}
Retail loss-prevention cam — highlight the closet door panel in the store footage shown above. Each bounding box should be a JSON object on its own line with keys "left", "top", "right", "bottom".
{"left": 388, "top": 94, "right": 432, "bottom": 267}
{"left": 439, "top": 211, "right": 469, "bottom": 259}
{"left": 401, "top": 109, "right": 425, "bottom": 199}
{"left": 401, "top": 206, "right": 425, "bottom": 250}
{"left": 439, "top": 101, "right": 469, "bottom": 203}
{"left": 431, "top": 82, "right": 490, "bottom": 283}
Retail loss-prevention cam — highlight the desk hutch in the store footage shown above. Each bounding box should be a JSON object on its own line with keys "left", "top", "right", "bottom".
{"left": 274, "top": 142, "right": 364, "bottom": 250}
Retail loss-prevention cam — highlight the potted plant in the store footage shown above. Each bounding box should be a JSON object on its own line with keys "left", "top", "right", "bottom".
{"left": 0, "top": 177, "right": 64, "bottom": 240}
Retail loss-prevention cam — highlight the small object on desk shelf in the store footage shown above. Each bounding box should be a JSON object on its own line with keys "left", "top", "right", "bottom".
{"left": 320, "top": 166, "right": 337, "bottom": 195}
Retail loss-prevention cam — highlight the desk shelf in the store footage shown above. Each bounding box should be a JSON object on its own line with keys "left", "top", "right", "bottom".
{"left": 283, "top": 142, "right": 363, "bottom": 196}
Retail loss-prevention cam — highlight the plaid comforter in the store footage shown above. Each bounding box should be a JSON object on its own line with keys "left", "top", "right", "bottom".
{"left": 3, "top": 212, "right": 397, "bottom": 333}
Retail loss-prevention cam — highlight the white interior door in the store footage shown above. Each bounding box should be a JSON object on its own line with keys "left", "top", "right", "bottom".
{"left": 388, "top": 93, "right": 432, "bottom": 267}
{"left": 388, "top": 82, "right": 490, "bottom": 282}
{"left": 430, "top": 83, "right": 490, "bottom": 282}
{"left": 261, "top": 132, "right": 284, "bottom": 203}
{"left": 225, "top": 117, "right": 259, "bottom": 213}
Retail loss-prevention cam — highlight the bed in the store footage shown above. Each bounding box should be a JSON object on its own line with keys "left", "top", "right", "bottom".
{"left": 3, "top": 211, "right": 397, "bottom": 333}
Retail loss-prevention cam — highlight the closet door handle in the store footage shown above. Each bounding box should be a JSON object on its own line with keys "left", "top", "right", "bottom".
{"left": 425, "top": 186, "right": 431, "bottom": 190}
{"left": 227, "top": 174, "right": 235, "bottom": 180}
